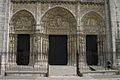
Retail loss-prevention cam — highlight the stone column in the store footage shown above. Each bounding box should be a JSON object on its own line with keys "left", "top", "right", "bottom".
{"left": 36, "top": 2, "right": 41, "bottom": 31}
{"left": 0, "top": 0, "right": 9, "bottom": 76}
{"left": 75, "top": 1, "right": 80, "bottom": 75}
{"left": 104, "top": 0, "right": 114, "bottom": 66}
{"left": 76, "top": 1, "right": 87, "bottom": 75}
{"left": 109, "top": 0, "right": 118, "bottom": 67}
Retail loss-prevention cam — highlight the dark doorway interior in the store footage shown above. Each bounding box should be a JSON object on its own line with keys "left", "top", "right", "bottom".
{"left": 86, "top": 35, "right": 98, "bottom": 65}
{"left": 49, "top": 35, "right": 68, "bottom": 65}
{"left": 16, "top": 34, "right": 30, "bottom": 65}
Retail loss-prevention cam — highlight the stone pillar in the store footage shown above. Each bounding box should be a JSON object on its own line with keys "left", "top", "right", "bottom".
{"left": 36, "top": 2, "right": 41, "bottom": 31}
{"left": 104, "top": 0, "right": 114, "bottom": 66}
{"left": 0, "top": 0, "right": 9, "bottom": 76}
{"left": 1, "top": 53, "right": 6, "bottom": 76}
{"left": 76, "top": 1, "right": 88, "bottom": 74}
{"left": 76, "top": 1, "right": 80, "bottom": 75}
{"left": 109, "top": 0, "right": 118, "bottom": 67}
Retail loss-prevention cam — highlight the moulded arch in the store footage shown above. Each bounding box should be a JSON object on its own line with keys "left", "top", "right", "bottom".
{"left": 81, "top": 11, "right": 104, "bottom": 21}
{"left": 40, "top": 6, "right": 76, "bottom": 21}
{"left": 10, "top": 9, "right": 36, "bottom": 22}
{"left": 10, "top": 10, "right": 36, "bottom": 32}
{"left": 10, "top": 9, "right": 36, "bottom": 24}
{"left": 81, "top": 11, "right": 104, "bottom": 26}
{"left": 40, "top": 7, "right": 77, "bottom": 34}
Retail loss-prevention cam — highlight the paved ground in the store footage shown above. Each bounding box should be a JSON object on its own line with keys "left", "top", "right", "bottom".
{"left": 0, "top": 65, "right": 120, "bottom": 80}
{"left": 0, "top": 75, "right": 120, "bottom": 80}
{"left": 92, "top": 75, "right": 120, "bottom": 80}
{"left": 0, "top": 76, "right": 96, "bottom": 80}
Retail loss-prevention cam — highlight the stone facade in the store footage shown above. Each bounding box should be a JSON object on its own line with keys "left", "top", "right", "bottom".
{"left": 0, "top": 0, "right": 8, "bottom": 52}
{"left": 0, "top": 0, "right": 120, "bottom": 76}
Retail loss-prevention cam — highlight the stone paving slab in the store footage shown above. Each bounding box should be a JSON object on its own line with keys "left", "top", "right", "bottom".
{"left": 0, "top": 76, "right": 36, "bottom": 80}
{"left": 92, "top": 75, "right": 120, "bottom": 78}
{"left": 94, "top": 78, "right": 120, "bottom": 80}
{"left": 92, "top": 75, "right": 120, "bottom": 80}
{"left": 0, "top": 75, "right": 120, "bottom": 80}
{"left": 36, "top": 76, "right": 96, "bottom": 80}
{"left": 0, "top": 76, "right": 96, "bottom": 80}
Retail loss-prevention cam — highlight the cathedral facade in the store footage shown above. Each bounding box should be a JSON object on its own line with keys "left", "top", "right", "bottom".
{"left": 0, "top": 0, "right": 119, "bottom": 76}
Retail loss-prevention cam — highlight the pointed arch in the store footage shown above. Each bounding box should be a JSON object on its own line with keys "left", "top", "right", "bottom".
{"left": 8, "top": 10, "right": 36, "bottom": 59}
{"left": 81, "top": 11, "right": 104, "bottom": 26}
{"left": 40, "top": 7, "right": 77, "bottom": 34}
{"left": 41, "top": 6, "right": 76, "bottom": 22}
{"left": 81, "top": 11, "right": 103, "bottom": 26}
{"left": 10, "top": 10, "right": 36, "bottom": 32}
{"left": 40, "top": 7, "right": 77, "bottom": 66}
{"left": 80, "top": 11, "right": 106, "bottom": 66}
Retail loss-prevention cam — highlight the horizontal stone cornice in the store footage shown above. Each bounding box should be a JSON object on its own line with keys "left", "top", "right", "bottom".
{"left": 11, "top": 0, "right": 104, "bottom": 5}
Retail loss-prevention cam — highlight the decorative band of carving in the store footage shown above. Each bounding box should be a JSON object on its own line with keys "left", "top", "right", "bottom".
{"left": 11, "top": 0, "right": 104, "bottom": 5}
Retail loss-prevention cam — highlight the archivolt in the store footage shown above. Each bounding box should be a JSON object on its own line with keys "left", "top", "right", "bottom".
{"left": 40, "top": 7, "right": 77, "bottom": 34}
{"left": 81, "top": 11, "right": 103, "bottom": 26}
{"left": 10, "top": 10, "right": 36, "bottom": 32}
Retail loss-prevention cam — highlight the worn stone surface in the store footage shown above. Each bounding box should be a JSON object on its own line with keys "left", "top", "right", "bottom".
{"left": 0, "top": 76, "right": 96, "bottom": 80}
{"left": 7, "top": 0, "right": 106, "bottom": 68}
{"left": 0, "top": 0, "right": 120, "bottom": 79}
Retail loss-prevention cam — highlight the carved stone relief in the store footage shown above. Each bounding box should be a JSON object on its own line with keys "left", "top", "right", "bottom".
{"left": 80, "top": 11, "right": 106, "bottom": 66}
{"left": 40, "top": 7, "right": 77, "bottom": 65}
{"left": 15, "top": 17, "right": 33, "bottom": 30}
{"left": 9, "top": 1, "right": 106, "bottom": 67}
{"left": 49, "top": 3, "right": 76, "bottom": 17}
{"left": 80, "top": 4, "right": 104, "bottom": 18}
{"left": 81, "top": 11, "right": 105, "bottom": 34}
{"left": 11, "top": 10, "right": 35, "bottom": 32}
{"left": 12, "top": 3, "right": 36, "bottom": 14}
{"left": 41, "top": 7, "right": 76, "bottom": 34}
{"left": 9, "top": 10, "right": 36, "bottom": 64}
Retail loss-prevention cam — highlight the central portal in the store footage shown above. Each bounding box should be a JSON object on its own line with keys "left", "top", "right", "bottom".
{"left": 49, "top": 35, "right": 68, "bottom": 65}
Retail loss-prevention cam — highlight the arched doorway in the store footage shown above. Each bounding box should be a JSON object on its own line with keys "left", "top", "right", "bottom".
{"left": 9, "top": 10, "right": 35, "bottom": 65}
{"left": 41, "top": 7, "right": 77, "bottom": 65}
{"left": 81, "top": 11, "right": 105, "bottom": 66}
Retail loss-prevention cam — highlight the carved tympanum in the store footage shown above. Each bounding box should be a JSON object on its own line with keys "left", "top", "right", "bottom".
{"left": 41, "top": 7, "right": 76, "bottom": 34}
{"left": 11, "top": 10, "right": 35, "bottom": 31}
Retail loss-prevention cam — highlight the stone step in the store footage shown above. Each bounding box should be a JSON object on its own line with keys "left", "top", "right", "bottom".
{"left": 0, "top": 76, "right": 36, "bottom": 80}
{"left": 92, "top": 75, "right": 120, "bottom": 79}
{"left": 49, "top": 65, "right": 76, "bottom": 76}
{"left": 82, "top": 70, "right": 119, "bottom": 76}
{"left": 5, "top": 71, "right": 47, "bottom": 77}
{"left": 36, "top": 76, "right": 96, "bottom": 80}
{"left": 0, "top": 76, "right": 96, "bottom": 80}
{"left": 5, "top": 65, "right": 48, "bottom": 76}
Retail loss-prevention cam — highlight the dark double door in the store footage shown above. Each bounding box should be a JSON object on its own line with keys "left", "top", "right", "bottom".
{"left": 49, "top": 35, "right": 68, "bottom": 65}
{"left": 16, "top": 34, "right": 68, "bottom": 65}
{"left": 16, "top": 34, "right": 98, "bottom": 66}
{"left": 86, "top": 35, "right": 98, "bottom": 65}
{"left": 16, "top": 34, "right": 30, "bottom": 65}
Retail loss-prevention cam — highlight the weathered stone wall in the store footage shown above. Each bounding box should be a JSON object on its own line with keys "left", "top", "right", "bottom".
{"left": 0, "top": 0, "right": 9, "bottom": 76}
{"left": 0, "top": 0, "right": 120, "bottom": 76}
{"left": 9, "top": 1, "right": 105, "bottom": 69}
{"left": 0, "top": 0, "right": 8, "bottom": 52}
{"left": 109, "top": 0, "right": 120, "bottom": 66}
{"left": 11, "top": 2, "right": 77, "bottom": 26}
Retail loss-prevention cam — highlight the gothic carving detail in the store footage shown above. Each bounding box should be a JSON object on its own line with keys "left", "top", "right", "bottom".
{"left": 81, "top": 11, "right": 105, "bottom": 34}
{"left": 41, "top": 7, "right": 76, "bottom": 34}
{"left": 80, "top": 4, "right": 104, "bottom": 18}
{"left": 9, "top": 1, "right": 106, "bottom": 68}
{"left": 15, "top": 17, "right": 33, "bottom": 31}
{"left": 11, "top": 10, "right": 35, "bottom": 32}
